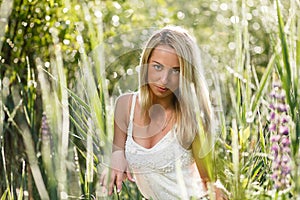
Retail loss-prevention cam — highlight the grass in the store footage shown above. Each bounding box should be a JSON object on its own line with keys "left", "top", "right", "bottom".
{"left": 0, "top": 0, "right": 299, "bottom": 199}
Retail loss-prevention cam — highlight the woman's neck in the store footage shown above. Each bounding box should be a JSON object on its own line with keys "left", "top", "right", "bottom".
{"left": 151, "top": 95, "right": 175, "bottom": 111}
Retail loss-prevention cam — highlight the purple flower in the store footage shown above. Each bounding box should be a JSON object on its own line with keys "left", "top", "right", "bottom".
{"left": 270, "top": 90, "right": 277, "bottom": 98}
{"left": 269, "top": 103, "right": 275, "bottom": 110}
{"left": 270, "top": 112, "right": 276, "bottom": 120}
{"left": 279, "top": 126, "right": 289, "bottom": 135}
{"left": 277, "top": 103, "right": 288, "bottom": 112}
{"left": 272, "top": 81, "right": 281, "bottom": 88}
{"left": 281, "top": 137, "right": 291, "bottom": 147}
{"left": 281, "top": 115, "right": 289, "bottom": 123}
{"left": 268, "top": 80, "right": 291, "bottom": 191}
{"left": 278, "top": 90, "right": 286, "bottom": 100}
{"left": 282, "top": 146, "right": 291, "bottom": 154}
{"left": 271, "top": 145, "right": 279, "bottom": 156}
{"left": 282, "top": 155, "right": 290, "bottom": 164}
{"left": 269, "top": 123, "right": 277, "bottom": 132}
{"left": 270, "top": 135, "right": 280, "bottom": 143}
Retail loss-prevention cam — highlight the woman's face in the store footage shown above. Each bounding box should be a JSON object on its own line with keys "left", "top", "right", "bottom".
{"left": 147, "top": 45, "right": 180, "bottom": 99}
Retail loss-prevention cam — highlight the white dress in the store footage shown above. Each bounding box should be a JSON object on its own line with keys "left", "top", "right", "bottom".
{"left": 125, "top": 93, "right": 207, "bottom": 200}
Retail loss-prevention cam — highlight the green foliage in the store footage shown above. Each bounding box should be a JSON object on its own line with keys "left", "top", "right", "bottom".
{"left": 0, "top": 0, "right": 299, "bottom": 199}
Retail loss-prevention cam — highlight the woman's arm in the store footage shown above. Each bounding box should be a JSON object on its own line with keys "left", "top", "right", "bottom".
{"left": 100, "top": 94, "right": 135, "bottom": 195}
{"left": 191, "top": 133, "right": 213, "bottom": 190}
{"left": 192, "top": 134, "right": 228, "bottom": 200}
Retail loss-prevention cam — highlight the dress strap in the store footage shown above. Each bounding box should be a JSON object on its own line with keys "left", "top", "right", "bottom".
{"left": 128, "top": 92, "right": 137, "bottom": 136}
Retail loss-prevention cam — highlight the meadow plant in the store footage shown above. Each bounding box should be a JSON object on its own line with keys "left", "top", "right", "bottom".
{"left": 269, "top": 81, "right": 292, "bottom": 196}
{"left": 1, "top": 0, "right": 299, "bottom": 199}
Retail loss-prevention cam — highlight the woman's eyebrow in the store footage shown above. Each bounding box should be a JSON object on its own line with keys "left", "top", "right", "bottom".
{"left": 153, "top": 61, "right": 163, "bottom": 66}
{"left": 152, "top": 61, "right": 179, "bottom": 68}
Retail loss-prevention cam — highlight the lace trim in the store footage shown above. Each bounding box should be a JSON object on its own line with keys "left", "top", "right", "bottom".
{"left": 125, "top": 131, "right": 194, "bottom": 174}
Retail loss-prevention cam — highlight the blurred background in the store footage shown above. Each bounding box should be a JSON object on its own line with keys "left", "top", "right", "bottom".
{"left": 0, "top": 0, "right": 299, "bottom": 199}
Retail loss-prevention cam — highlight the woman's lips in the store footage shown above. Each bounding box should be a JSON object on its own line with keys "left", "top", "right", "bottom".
{"left": 155, "top": 85, "right": 168, "bottom": 92}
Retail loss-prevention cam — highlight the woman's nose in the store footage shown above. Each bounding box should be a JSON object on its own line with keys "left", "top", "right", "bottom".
{"left": 160, "top": 69, "right": 169, "bottom": 85}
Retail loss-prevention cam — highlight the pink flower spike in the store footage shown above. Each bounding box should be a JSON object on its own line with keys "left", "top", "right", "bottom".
{"left": 271, "top": 144, "right": 279, "bottom": 154}
{"left": 282, "top": 155, "right": 290, "bottom": 164}
{"left": 281, "top": 115, "right": 289, "bottom": 123}
{"left": 277, "top": 103, "right": 288, "bottom": 113}
{"left": 269, "top": 103, "right": 275, "bottom": 110}
{"left": 272, "top": 81, "right": 281, "bottom": 88}
{"left": 270, "top": 135, "right": 280, "bottom": 142}
{"left": 270, "top": 112, "right": 276, "bottom": 120}
{"left": 279, "top": 126, "right": 289, "bottom": 135}
{"left": 269, "top": 123, "right": 277, "bottom": 132}
{"left": 281, "top": 137, "right": 291, "bottom": 147}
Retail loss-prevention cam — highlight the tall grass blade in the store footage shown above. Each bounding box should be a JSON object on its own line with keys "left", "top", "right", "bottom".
{"left": 14, "top": 120, "right": 49, "bottom": 199}
{"left": 0, "top": 189, "right": 8, "bottom": 200}
{"left": 231, "top": 118, "right": 242, "bottom": 199}
{"left": 76, "top": 30, "right": 109, "bottom": 159}
{"left": 275, "top": 0, "right": 294, "bottom": 114}
{"left": 276, "top": 0, "right": 300, "bottom": 171}
{"left": 53, "top": 40, "right": 70, "bottom": 198}
{"left": 3, "top": 97, "right": 49, "bottom": 199}
{"left": 250, "top": 54, "right": 275, "bottom": 113}
{"left": 41, "top": 113, "right": 57, "bottom": 197}
{"left": 229, "top": 83, "right": 240, "bottom": 123}
{"left": 297, "top": 18, "right": 300, "bottom": 107}
{"left": 17, "top": 160, "right": 25, "bottom": 200}
{"left": 19, "top": 124, "right": 50, "bottom": 199}
{"left": 37, "top": 62, "right": 58, "bottom": 198}
{"left": 73, "top": 146, "right": 85, "bottom": 196}
{"left": 1, "top": 146, "right": 11, "bottom": 199}
{"left": 210, "top": 70, "right": 227, "bottom": 140}
{"left": 86, "top": 118, "right": 94, "bottom": 198}
{"left": 242, "top": 0, "right": 251, "bottom": 122}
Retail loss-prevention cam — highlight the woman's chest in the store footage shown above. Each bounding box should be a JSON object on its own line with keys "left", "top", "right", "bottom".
{"left": 125, "top": 132, "right": 194, "bottom": 173}
{"left": 132, "top": 111, "right": 175, "bottom": 149}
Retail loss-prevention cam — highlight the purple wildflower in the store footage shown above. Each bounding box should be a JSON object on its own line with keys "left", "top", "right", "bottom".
{"left": 270, "top": 135, "right": 280, "bottom": 142}
{"left": 281, "top": 137, "right": 291, "bottom": 147}
{"left": 268, "top": 81, "right": 291, "bottom": 191}
{"left": 279, "top": 126, "right": 289, "bottom": 135}
{"left": 282, "top": 146, "right": 291, "bottom": 154}
{"left": 277, "top": 103, "right": 288, "bottom": 113}
{"left": 271, "top": 144, "right": 279, "bottom": 156}
{"left": 282, "top": 155, "right": 289, "bottom": 164}
{"left": 270, "top": 112, "right": 276, "bottom": 120}
{"left": 269, "top": 103, "right": 275, "bottom": 110}
{"left": 281, "top": 115, "right": 289, "bottom": 123}
{"left": 272, "top": 81, "right": 281, "bottom": 88}
{"left": 269, "top": 123, "right": 277, "bottom": 132}
{"left": 269, "top": 90, "right": 277, "bottom": 98}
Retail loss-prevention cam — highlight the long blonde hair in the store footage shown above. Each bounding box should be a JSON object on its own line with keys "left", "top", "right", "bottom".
{"left": 139, "top": 26, "right": 213, "bottom": 149}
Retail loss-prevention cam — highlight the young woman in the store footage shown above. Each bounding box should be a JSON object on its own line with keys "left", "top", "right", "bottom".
{"left": 100, "top": 26, "right": 227, "bottom": 200}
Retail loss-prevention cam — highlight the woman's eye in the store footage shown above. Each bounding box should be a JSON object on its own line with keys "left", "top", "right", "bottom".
{"left": 172, "top": 68, "right": 180, "bottom": 74}
{"left": 153, "top": 64, "right": 162, "bottom": 71}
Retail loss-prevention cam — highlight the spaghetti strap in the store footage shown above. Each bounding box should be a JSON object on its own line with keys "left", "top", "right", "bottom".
{"left": 128, "top": 92, "right": 137, "bottom": 137}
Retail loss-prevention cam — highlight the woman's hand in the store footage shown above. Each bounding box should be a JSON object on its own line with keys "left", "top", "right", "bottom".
{"left": 99, "top": 150, "right": 134, "bottom": 195}
{"left": 205, "top": 180, "right": 229, "bottom": 200}
{"left": 215, "top": 187, "right": 228, "bottom": 200}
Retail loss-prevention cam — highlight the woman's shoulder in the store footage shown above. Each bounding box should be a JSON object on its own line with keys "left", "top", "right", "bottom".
{"left": 114, "top": 92, "right": 138, "bottom": 116}
{"left": 114, "top": 92, "right": 137, "bottom": 127}
{"left": 115, "top": 92, "right": 137, "bottom": 105}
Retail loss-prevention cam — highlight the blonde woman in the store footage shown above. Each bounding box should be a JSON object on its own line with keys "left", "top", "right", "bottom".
{"left": 100, "top": 26, "right": 227, "bottom": 200}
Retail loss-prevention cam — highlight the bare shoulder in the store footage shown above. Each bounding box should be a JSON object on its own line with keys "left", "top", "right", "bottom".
{"left": 114, "top": 92, "right": 136, "bottom": 123}
{"left": 115, "top": 93, "right": 136, "bottom": 110}
{"left": 115, "top": 93, "right": 133, "bottom": 105}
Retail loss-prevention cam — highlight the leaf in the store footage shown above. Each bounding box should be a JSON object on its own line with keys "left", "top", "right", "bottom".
{"left": 250, "top": 54, "right": 275, "bottom": 113}
{"left": 239, "top": 126, "right": 250, "bottom": 148}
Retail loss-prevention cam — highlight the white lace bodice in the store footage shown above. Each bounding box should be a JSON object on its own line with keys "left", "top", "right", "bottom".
{"left": 124, "top": 93, "right": 207, "bottom": 200}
